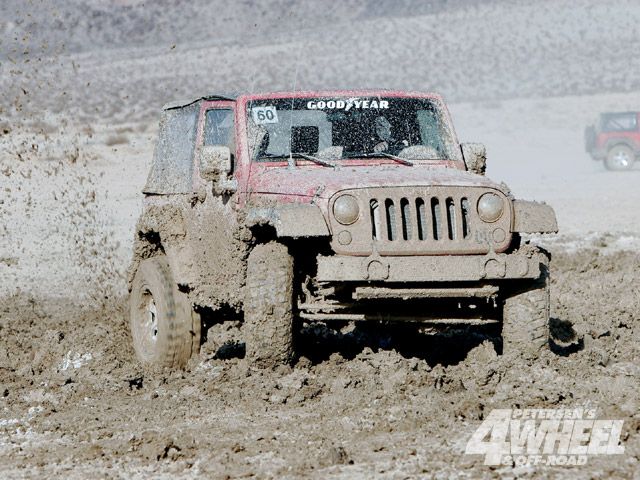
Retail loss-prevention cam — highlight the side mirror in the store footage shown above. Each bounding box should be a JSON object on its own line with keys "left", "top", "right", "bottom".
{"left": 461, "top": 143, "right": 487, "bottom": 176}
{"left": 199, "top": 145, "right": 232, "bottom": 181}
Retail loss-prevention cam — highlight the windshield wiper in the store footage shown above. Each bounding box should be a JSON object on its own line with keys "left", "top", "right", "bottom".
{"left": 290, "top": 152, "right": 337, "bottom": 168}
{"left": 257, "top": 153, "right": 336, "bottom": 168}
{"left": 361, "top": 152, "right": 414, "bottom": 166}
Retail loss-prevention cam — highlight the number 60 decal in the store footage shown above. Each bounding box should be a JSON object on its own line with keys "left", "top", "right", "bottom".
{"left": 252, "top": 106, "right": 279, "bottom": 124}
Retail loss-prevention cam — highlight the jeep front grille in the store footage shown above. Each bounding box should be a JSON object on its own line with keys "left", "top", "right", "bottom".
{"left": 330, "top": 187, "right": 512, "bottom": 256}
{"left": 370, "top": 196, "right": 472, "bottom": 242}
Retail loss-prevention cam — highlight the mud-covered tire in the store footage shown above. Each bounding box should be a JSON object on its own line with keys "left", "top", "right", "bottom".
{"left": 129, "top": 256, "right": 200, "bottom": 369}
{"left": 244, "top": 242, "right": 294, "bottom": 368}
{"left": 605, "top": 145, "right": 635, "bottom": 171}
{"left": 502, "top": 267, "right": 550, "bottom": 360}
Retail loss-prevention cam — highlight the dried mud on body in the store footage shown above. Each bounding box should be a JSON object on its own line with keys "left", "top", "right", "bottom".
{"left": 0, "top": 248, "right": 638, "bottom": 478}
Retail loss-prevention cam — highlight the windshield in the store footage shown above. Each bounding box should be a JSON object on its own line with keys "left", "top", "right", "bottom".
{"left": 247, "top": 96, "right": 461, "bottom": 163}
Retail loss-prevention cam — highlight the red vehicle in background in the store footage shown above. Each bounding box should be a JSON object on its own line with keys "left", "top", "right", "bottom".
{"left": 585, "top": 112, "right": 640, "bottom": 170}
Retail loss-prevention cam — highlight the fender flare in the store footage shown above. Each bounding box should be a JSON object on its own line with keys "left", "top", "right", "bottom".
{"left": 604, "top": 138, "right": 637, "bottom": 154}
{"left": 512, "top": 200, "right": 558, "bottom": 234}
{"left": 245, "top": 204, "right": 330, "bottom": 238}
{"left": 128, "top": 204, "right": 192, "bottom": 289}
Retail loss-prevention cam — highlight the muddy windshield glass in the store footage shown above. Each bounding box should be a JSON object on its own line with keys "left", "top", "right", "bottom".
{"left": 247, "top": 97, "right": 461, "bottom": 163}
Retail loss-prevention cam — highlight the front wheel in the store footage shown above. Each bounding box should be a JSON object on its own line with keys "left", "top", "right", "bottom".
{"left": 605, "top": 145, "right": 635, "bottom": 171}
{"left": 502, "top": 267, "right": 550, "bottom": 361}
{"left": 244, "top": 242, "right": 295, "bottom": 368}
{"left": 129, "top": 256, "right": 200, "bottom": 369}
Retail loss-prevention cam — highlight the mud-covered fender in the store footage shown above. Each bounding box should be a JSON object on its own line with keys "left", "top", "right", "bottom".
{"left": 604, "top": 137, "right": 637, "bottom": 153}
{"left": 245, "top": 204, "right": 330, "bottom": 238}
{"left": 128, "top": 203, "right": 194, "bottom": 289}
{"left": 512, "top": 200, "right": 558, "bottom": 234}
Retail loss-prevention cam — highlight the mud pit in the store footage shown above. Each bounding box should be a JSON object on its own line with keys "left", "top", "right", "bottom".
{"left": 0, "top": 247, "right": 638, "bottom": 478}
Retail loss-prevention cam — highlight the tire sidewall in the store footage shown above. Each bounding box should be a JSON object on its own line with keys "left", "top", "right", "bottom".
{"left": 129, "top": 256, "right": 193, "bottom": 368}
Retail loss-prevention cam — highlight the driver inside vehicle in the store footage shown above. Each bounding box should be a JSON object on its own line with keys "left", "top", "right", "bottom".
{"left": 372, "top": 115, "right": 408, "bottom": 153}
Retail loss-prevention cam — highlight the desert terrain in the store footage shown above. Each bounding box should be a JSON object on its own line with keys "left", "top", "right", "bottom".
{"left": 1, "top": 0, "right": 639, "bottom": 478}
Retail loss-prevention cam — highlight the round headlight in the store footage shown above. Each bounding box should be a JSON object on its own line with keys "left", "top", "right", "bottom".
{"left": 477, "top": 193, "right": 504, "bottom": 223}
{"left": 333, "top": 194, "right": 360, "bottom": 225}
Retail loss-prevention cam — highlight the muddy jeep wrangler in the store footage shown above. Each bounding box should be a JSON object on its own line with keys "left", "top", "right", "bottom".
{"left": 585, "top": 111, "right": 640, "bottom": 171}
{"left": 128, "top": 90, "right": 558, "bottom": 369}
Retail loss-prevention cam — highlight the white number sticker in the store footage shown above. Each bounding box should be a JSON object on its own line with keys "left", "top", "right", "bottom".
{"left": 252, "top": 106, "right": 279, "bottom": 124}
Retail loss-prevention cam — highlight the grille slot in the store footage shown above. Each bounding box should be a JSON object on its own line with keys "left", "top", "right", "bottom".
{"left": 461, "top": 197, "right": 471, "bottom": 238}
{"left": 370, "top": 199, "right": 380, "bottom": 240}
{"left": 431, "top": 198, "right": 441, "bottom": 240}
{"left": 416, "top": 198, "right": 427, "bottom": 240}
{"left": 400, "top": 198, "right": 412, "bottom": 240}
{"left": 385, "top": 199, "right": 396, "bottom": 241}
{"left": 446, "top": 197, "right": 457, "bottom": 240}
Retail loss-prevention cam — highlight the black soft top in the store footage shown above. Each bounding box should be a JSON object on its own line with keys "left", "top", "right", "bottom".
{"left": 162, "top": 93, "right": 238, "bottom": 111}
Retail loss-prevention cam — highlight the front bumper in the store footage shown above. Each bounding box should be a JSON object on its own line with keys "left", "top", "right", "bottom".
{"left": 316, "top": 250, "right": 545, "bottom": 283}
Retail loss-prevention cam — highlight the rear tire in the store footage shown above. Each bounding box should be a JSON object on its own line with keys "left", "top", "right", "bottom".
{"left": 129, "top": 256, "right": 200, "bottom": 369}
{"left": 605, "top": 145, "right": 635, "bottom": 171}
{"left": 502, "top": 265, "right": 550, "bottom": 361}
{"left": 244, "top": 242, "right": 295, "bottom": 368}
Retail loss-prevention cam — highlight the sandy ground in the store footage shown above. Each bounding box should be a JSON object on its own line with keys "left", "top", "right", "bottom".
{"left": 2, "top": 0, "right": 640, "bottom": 478}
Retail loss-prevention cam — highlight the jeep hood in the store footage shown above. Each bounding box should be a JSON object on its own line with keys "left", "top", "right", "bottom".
{"left": 249, "top": 165, "right": 506, "bottom": 199}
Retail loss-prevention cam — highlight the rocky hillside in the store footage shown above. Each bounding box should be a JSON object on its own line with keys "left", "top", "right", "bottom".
{"left": 1, "top": 0, "right": 639, "bottom": 123}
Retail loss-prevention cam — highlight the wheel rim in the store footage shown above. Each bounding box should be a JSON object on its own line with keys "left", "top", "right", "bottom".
{"left": 146, "top": 295, "right": 159, "bottom": 342}
{"left": 136, "top": 289, "right": 159, "bottom": 359}
{"left": 611, "top": 149, "right": 631, "bottom": 168}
